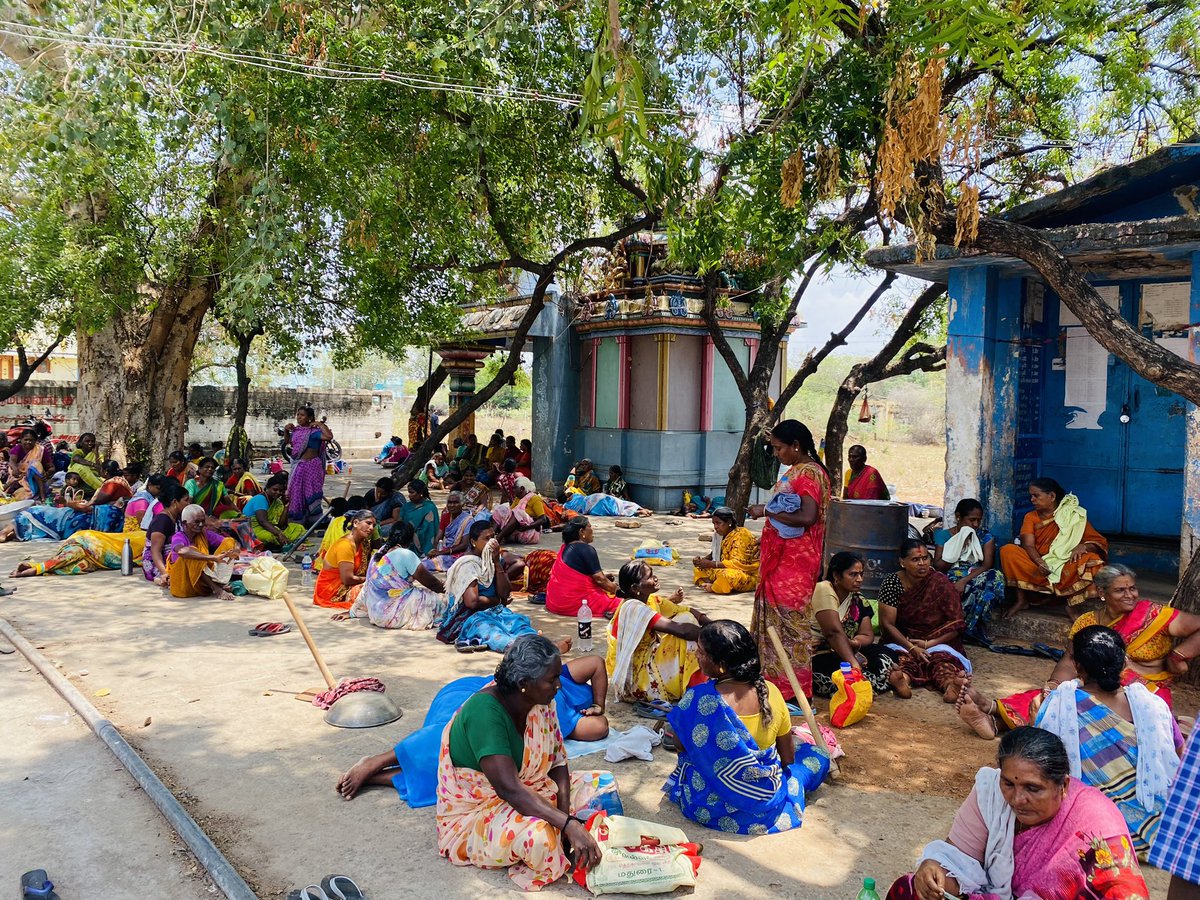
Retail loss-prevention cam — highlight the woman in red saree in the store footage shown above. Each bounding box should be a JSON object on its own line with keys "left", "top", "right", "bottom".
{"left": 878, "top": 539, "right": 970, "bottom": 701}
{"left": 747, "top": 420, "right": 831, "bottom": 700}
{"left": 971, "top": 564, "right": 1200, "bottom": 730}
{"left": 544, "top": 518, "right": 621, "bottom": 617}
{"left": 888, "top": 726, "right": 1148, "bottom": 900}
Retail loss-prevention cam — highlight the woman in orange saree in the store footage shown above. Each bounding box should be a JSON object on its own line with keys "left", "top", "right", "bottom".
{"left": 999, "top": 478, "right": 1107, "bottom": 619}
{"left": 747, "top": 420, "right": 831, "bottom": 700}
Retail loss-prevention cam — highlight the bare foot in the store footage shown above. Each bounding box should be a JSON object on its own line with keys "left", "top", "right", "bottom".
{"left": 10, "top": 563, "right": 36, "bottom": 577}
{"left": 337, "top": 756, "right": 378, "bottom": 800}
{"left": 943, "top": 673, "right": 969, "bottom": 703}
{"left": 554, "top": 637, "right": 573, "bottom": 655}
{"left": 957, "top": 694, "right": 998, "bottom": 740}
{"left": 700, "top": 584, "right": 714, "bottom": 593}
{"left": 888, "top": 669, "right": 912, "bottom": 699}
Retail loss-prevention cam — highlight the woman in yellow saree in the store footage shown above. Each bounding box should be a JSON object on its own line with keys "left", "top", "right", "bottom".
{"left": 67, "top": 432, "right": 105, "bottom": 491}
{"left": 605, "top": 561, "right": 710, "bottom": 704}
{"left": 691, "top": 507, "right": 759, "bottom": 595}
{"left": 11, "top": 525, "right": 146, "bottom": 577}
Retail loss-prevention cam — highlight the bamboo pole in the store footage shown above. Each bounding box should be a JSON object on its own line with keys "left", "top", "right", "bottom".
{"left": 279, "top": 591, "right": 337, "bottom": 690}
{"left": 766, "top": 624, "right": 839, "bottom": 778}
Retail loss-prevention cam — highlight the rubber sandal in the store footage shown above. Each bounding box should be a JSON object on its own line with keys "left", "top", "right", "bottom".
{"left": 300, "top": 887, "right": 331, "bottom": 900}
{"left": 1032, "top": 642, "right": 1064, "bottom": 661}
{"left": 455, "top": 640, "right": 475, "bottom": 653}
{"left": 249, "top": 622, "right": 292, "bottom": 637}
{"left": 321, "top": 874, "right": 366, "bottom": 900}
{"left": 0, "top": 586, "right": 16, "bottom": 597}
{"left": 529, "top": 592, "right": 546, "bottom": 605}
{"left": 633, "top": 700, "right": 673, "bottom": 720}
{"left": 21, "top": 870, "right": 59, "bottom": 900}
{"left": 472, "top": 638, "right": 489, "bottom": 652}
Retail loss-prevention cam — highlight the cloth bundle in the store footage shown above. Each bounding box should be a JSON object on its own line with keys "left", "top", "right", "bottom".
{"left": 571, "top": 814, "right": 701, "bottom": 895}
{"left": 311, "top": 677, "right": 386, "bottom": 710}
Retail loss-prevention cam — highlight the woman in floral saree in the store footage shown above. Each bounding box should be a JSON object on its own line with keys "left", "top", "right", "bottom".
{"left": 888, "top": 727, "right": 1148, "bottom": 900}
{"left": 336, "top": 522, "right": 448, "bottom": 630}
{"left": 747, "top": 420, "right": 831, "bottom": 700}
{"left": 691, "top": 506, "right": 759, "bottom": 595}
{"left": 436, "top": 635, "right": 605, "bottom": 891}
{"left": 285, "top": 406, "right": 332, "bottom": 525}
{"left": 664, "top": 621, "right": 828, "bottom": 835}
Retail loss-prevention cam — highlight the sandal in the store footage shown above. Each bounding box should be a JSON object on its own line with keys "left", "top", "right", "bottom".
{"left": 21, "top": 870, "right": 59, "bottom": 900}
{"left": 249, "top": 622, "right": 292, "bottom": 637}
{"left": 633, "top": 699, "right": 673, "bottom": 720}
{"left": 321, "top": 875, "right": 366, "bottom": 900}
{"left": 529, "top": 592, "right": 547, "bottom": 605}
{"left": 455, "top": 639, "right": 475, "bottom": 654}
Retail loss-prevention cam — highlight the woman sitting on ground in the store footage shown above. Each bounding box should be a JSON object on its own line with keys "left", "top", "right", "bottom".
{"left": 810, "top": 552, "right": 897, "bottom": 696}
{"left": 5, "top": 428, "right": 46, "bottom": 499}
{"left": 335, "top": 653, "right": 611, "bottom": 806}
{"left": 313, "top": 497, "right": 353, "bottom": 572}
{"left": 166, "top": 504, "right": 240, "bottom": 600}
{"left": 1000, "top": 477, "right": 1107, "bottom": 619}
{"left": 606, "top": 560, "right": 709, "bottom": 704}
{"left": 514, "top": 439, "right": 533, "bottom": 479}
{"left": 570, "top": 459, "right": 602, "bottom": 496}
{"left": 423, "top": 491, "right": 474, "bottom": 572}
{"left": 125, "top": 473, "right": 167, "bottom": 530}
{"left": 604, "top": 465, "right": 629, "bottom": 500}
{"left": 312, "top": 508, "right": 374, "bottom": 608}
{"left": 436, "top": 521, "right": 539, "bottom": 652}
{"left": 664, "top": 620, "right": 829, "bottom": 834}
{"left": 0, "top": 469, "right": 128, "bottom": 543}
{"left": 458, "top": 467, "right": 492, "bottom": 513}
{"left": 878, "top": 538, "right": 971, "bottom": 701}
{"left": 691, "top": 506, "right": 759, "bottom": 595}
{"left": 433, "top": 635, "right": 605, "bottom": 891}
{"left": 957, "top": 626, "right": 1181, "bottom": 859}
{"left": 957, "top": 563, "right": 1200, "bottom": 740}
{"left": 243, "top": 474, "right": 305, "bottom": 550}
{"left": 142, "top": 483, "right": 192, "bottom": 585}
{"left": 493, "top": 476, "right": 552, "bottom": 545}
{"left": 496, "top": 458, "right": 520, "bottom": 504}
{"left": 420, "top": 451, "right": 451, "bottom": 490}
{"left": 67, "top": 432, "right": 104, "bottom": 492}
{"left": 335, "top": 522, "right": 448, "bottom": 630}
{"left": 223, "top": 458, "right": 260, "bottom": 511}
{"left": 165, "top": 450, "right": 195, "bottom": 486}
{"left": 932, "top": 498, "right": 1006, "bottom": 643}
{"left": 185, "top": 456, "right": 236, "bottom": 518}
{"left": 397, "top": 479, "right": 439, "bottom": 556}
{"left": 886, "top": 726, "right": 1147, "bottom": 900}
{"left": 380, "top": 439, "right": 410, "bottom": 469}
{"left": 545, "top": 517, "right": 621, "bottom": 618}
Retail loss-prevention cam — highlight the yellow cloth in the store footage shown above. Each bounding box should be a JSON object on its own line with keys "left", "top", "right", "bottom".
{"left": 168, "top": 535, "right": 237, "bottom": 598}
{"left": 604, "top": 594, "right": 700, "bottom": 703}
{"left": 69, "top": 450, "right": 103, "bottom": 490}
{"left": 1043, "top": 493, "right": 1088, "bottom": 584}
{"left": 692, "top": 526, "right": 759, "bottom": 594}
{"left": 736, "top": 680, "right": 793, "bottom": 750}
{"left": 314, "top": 516, "right": 349, "bottom": 571}
{"left": 525, "top": 493, "right": 546, "bottom": 519}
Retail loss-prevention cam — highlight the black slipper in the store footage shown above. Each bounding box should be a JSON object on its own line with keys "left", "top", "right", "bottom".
{"left": 21, "top": 870, "right": 60, "bottom": 900}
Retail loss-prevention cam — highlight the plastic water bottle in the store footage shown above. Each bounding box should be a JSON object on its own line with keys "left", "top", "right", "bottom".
{"left": 301, "top": 554, "right": 313, "bottom": 588}
{"left": 577, "top": 595, "right": 593, "bottom": 652}
{"left": 120, "top": 538, "right": 133, "bottom": 576}
{"left": 856, "top": 877, "right": 882, "bottom": 899}
{"left": 840, "top": 661, "right": 855, "bottom": 681}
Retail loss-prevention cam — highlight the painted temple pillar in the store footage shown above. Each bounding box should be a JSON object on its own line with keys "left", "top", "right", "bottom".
{"left": 437, "top": 348, "right": 489, "bottom": 446}
{"left": 654, "top": 333, "right": 673, "bottom": 430}
{"left": 1183, "top": 250, "right": 1200, "bottom": 577}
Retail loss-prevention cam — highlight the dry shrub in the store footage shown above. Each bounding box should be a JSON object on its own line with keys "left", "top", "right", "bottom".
{"left": 878, "top": 55, "right": 946, "bottom": 224}
{"left": 816, "top": 144, "right": 841, "bottom": 200}
{"left": 955, "top": 184, "right": 980, "bottom": 247}
{"left": 781, "top": 149, "right": 806, "bottom": 208}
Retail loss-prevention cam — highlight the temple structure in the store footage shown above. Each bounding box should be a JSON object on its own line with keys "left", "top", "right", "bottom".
{"left": 438, "top": 235, "right": 797, "bottom": 509}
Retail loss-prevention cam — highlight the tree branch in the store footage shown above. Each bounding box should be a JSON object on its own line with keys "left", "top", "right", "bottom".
{"left": 0, "top": 336, "right": 63, "bottom": 403}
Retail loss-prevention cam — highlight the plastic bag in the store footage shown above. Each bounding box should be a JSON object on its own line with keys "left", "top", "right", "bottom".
{"left": 631, "top": 540, "right": 678, "bottom": 567}
{"left": 829, "top": 666, "right": 873, "bottom": 728}
{"left": 572, "top": 813, "right": 701, "bottom": 895}
{"left": 241, "top": 556, "right": 290, "bottom": 600}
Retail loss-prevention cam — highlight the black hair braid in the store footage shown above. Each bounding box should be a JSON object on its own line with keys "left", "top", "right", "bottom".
{"left": 752, "top": 674, "right": 773, "bottom": 728}
{"left": 728, "top": 655, "right": 771, "bottom": 728}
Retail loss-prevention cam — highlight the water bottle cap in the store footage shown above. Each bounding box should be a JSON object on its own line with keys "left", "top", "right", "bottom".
{"left": 840, "top": 662, "right": 853, "bottom": 674}
{"left": 864, "top": 878, "right": 875, "bottom": 890}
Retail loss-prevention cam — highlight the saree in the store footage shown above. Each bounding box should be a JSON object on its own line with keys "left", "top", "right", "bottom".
{"left": 935, "top": 526, "right": 1006, "bottom": 643}
{"left": 845, "top": 464, "right": 888, "bottom": 500}
{"left": 400, "top": 499, "right": 440, "bottom": 555}
{"left": 312, "top": 536, "right": 367, "bottom": 608}
{"left": 523, "top": 549, "right": 557, "bottom": 594}
{"left": 287, "top": 426, "right": 327, "bottom": 525}
{"left": 692, "top": 526, "right": 759, "bottom": 594}
{"left": 605, "top": 595, "right": 701, "bottom": 703}
{"left": 663, "top": 681, "right": 828, "bottom": 835}
{"left": 225, "top": 472, "right": 261, "bottom": 510}
{"left": 491, "top": 493, "right": 541, "bottom": 544}
{"left": 877, "top": 570, "right": 970, "bottom": 692}
{"left": 314, "top": 515, "right": 349, "bottom": 572}
{"left": 68, "top": 450, "right": 103, "bottom": 490}
{"left": 351, "top": 547, "right": 448, "bottom": 629}
{"left": 424, "top": 509, "right": 474, "bottom": 573}
{"left": 248, "top": 498, "right": 306, "bottom": 547}
{"left": 185, "top": 478, "right": 235, "bottom": 517}
{"left": 166, "top": 531, "right": 238, "bottom": 598}
{"left": 545, "top": 545, "right": 621, "bottom": 617}
{"left": 14, "top": 502, "right": 124, "bottom": 542}
{"left": 810, "top": 586, "right": 897, "bottom": 696}
{"left": 435, "top": 700, "right": 606, "bottom": 892}
{"left": 751, "top": 462, "right": 829, "bottom": 700}
{"left": 1072, "top": 600, "right": 1180, "bottom": 706}
{"left": 563, "top": 492, "right": 643, "bottom": 517}
{"left": 888, "top": 770, "right": 1148, "bottom": 900}
{"left": 1035, "top": 683, "right": 1180, "bottom": 859}
{"left": 999, "top": 507, "right": 1107, "bottom": 605}
{"left": 437, "top": 549, "right": 536, "bottom": 651}
{"left": 24, "top": 526, "right": 146, "bottom": 576}
{"left": 575, "top": 471, "right": 601, "bottom": 495}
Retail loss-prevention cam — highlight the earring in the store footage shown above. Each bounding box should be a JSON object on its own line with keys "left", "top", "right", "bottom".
{"left": 521, "top": 688, "right": 526, "bottom": 693}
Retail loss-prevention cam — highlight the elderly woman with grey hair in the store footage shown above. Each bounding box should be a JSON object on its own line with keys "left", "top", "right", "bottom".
{"left": 166, "top": 503, "right": 240, "bottom": 599}
{"left": 493, "top": 475, "right": 553, "bottom": 545}
{"left": 434, "top": 634, "right": 607, "bottom": 890}
{"left": 423, "top": 490, "right": 475, "bottom": 573}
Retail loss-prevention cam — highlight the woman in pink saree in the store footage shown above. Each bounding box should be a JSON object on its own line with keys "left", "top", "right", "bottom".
{"left": 747, "top": 420, "right": 831, "bottom": 700}
{"left": 888, "top": 727, "right": 1148, "bottom": 900}
{"left": 285, "top": 406, "right": 332, "bottom": 525}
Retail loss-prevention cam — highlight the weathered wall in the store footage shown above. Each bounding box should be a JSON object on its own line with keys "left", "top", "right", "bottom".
{"left": 0, "top": 381, "right": 391, "bottom": 459}
{"left": 667, "top": 335, "right": 702, "bottom": 431}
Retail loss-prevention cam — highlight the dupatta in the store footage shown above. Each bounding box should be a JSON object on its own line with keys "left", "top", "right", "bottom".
{"left": 663, "top": 680, "right": 828, "bottom": 835}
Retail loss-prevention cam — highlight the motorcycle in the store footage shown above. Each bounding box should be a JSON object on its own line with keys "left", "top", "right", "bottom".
{"left": 276, "top": 416, "right": 342, "bottom": 464}
{"left": 5, "top": 415, "right": 52, "bottom": 446}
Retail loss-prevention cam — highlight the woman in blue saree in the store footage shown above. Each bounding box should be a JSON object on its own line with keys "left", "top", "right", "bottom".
{"left": 664, "top": 620, "right": 829, "bottom": 835}
{"left": 423, "top": 491, "right": 474, "bottom": 573}
{"left": 0, "top": 471, "right": 126, "bottom": 543}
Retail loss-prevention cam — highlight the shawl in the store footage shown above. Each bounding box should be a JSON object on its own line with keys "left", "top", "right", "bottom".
{"left": 1043, "top": 494, "right": 1088, "bottom": 583}
{"left": 609, "top": 599, "right": 659, "bottom": 697}
{"left": 1036, "top": 681, "right": 1179, "bottom": 813}
{"left": 942, "top": 525, "right": 983, "bottom": 567}
{"left": 444, "top": 540, "right": 497, "bottom": 604}
{"left": 922, "top": 767, "right": 1015, "bottom": 897}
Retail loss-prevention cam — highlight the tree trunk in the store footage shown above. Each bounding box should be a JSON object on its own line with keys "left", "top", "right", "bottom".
{"left": 76, "top": 278, "right": 214, "bottom": 465}
{"left": 724, "top": 391, "right": 774, "bottom": 515}
{"left": 824, "top": 371, "right": 868, "bottom": 493}
{"left": 410, "top": 363, "right": 447, "bottom": 417}
{"left": 232, "top": 328, "right": 261, "bottom": 436}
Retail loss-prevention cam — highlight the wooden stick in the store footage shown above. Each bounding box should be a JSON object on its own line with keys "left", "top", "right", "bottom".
{"left": 766, "top": 624, "right": 839, "bottom": 778}
{"left": 342, "top": 477, "right": 352, "bottom": 499}
{"left": 280, "top": 591, "right": 337, "bottom": 690}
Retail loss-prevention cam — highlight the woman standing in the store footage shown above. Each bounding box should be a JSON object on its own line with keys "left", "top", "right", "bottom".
{"left": 747, "top": 419, "right": 831, "bottom": 700}
{"left": 312, "top": 509, "right": 374, "bottom": 609}
{"left": 810, "top": 551, "right": 897, "bottom": 696}
{"left": 932, "top": 498, "right": 1006, "bottom": 643}
{"left": 286, "top": 406, "right": 333, "bottom": 526}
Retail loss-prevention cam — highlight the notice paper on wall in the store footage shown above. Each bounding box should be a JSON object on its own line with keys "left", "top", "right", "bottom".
{"left": 1059, "top": 285, "right": 1120, "bottom": 328}
{"left": 1140, "top": 282, "right": 1191, "bottom": 332}
{"left": 1064, "top": 334, "right": 1108, "bottom": 430}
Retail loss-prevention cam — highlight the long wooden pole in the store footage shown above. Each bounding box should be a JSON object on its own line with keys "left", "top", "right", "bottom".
{"left": 766, "top": 624, "right": 839, "bottom": 778}
{"left": 280, "top": 591, "right": 337, "bottom": 690}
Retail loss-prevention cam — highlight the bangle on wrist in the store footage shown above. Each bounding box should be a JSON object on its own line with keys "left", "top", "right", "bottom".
{"left": 1170, "top": 649, "right": 1192, "bottom": 662}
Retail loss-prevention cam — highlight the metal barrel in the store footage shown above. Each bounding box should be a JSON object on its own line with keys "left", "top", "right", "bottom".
{"left": 823, "top": 499, "right": 910, "bottom": 598}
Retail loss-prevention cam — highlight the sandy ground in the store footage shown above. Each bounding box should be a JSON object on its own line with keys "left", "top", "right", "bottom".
{"left": 0, "top": 466, "right": 1186, "bottom": 899}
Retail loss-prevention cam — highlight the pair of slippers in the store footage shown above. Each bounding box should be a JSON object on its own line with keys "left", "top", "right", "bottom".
{"left": 288, "top": 875, "right": 365, "bottom": 900}
{"left": 455, "top": 638, "right": 489, "bottom": 653}
{"left": 248, "top": 622, "right": 292, "bottom": 637}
